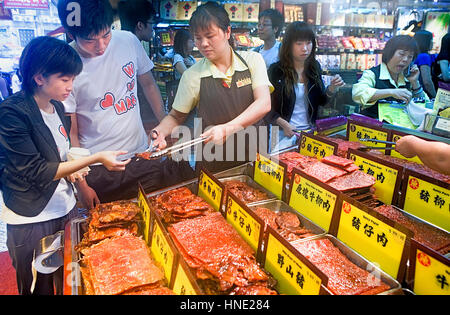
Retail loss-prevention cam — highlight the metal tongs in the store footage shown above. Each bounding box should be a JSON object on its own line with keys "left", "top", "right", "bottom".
{"left": 358, "top": 138, "right": 396, "bottom": 152}
{"left": 146, "top": 136, "right": 206, "bottom": 160}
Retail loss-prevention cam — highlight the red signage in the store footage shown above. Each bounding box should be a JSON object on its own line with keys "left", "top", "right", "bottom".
{"left": 3, "top": 0, "right": 49, "bottom": 10}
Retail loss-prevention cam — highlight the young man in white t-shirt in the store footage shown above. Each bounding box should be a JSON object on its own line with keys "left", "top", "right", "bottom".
{"left": 254, "top": 9, "right": 284, "bottom": 69}
{"left": 57, "top": 0, "right": 176, "bottom": 208}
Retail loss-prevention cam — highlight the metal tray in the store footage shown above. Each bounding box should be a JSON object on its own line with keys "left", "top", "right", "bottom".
{"left": 66, "top": 216, "right": 88, "bottom": 295}
{"left": 214, "top": 162, "right": 254, "bottom": 178}
{"left": 248, "top": 199, "right": 326, "bottom": 240}
{"left": 290, "top": 234, "right": 402, "bottom": 295}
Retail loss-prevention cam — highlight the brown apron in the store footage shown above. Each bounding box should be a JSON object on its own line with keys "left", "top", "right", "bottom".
{"left": 195, "top": 52, "right": 266, "bottom": 173}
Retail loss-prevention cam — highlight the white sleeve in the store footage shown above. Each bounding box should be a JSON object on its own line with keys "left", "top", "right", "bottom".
{"left": 132, "top": 34, "right": 153, "bottom": 75}
{"left": 173, "top": 53, "right": 184, "bottom": 66}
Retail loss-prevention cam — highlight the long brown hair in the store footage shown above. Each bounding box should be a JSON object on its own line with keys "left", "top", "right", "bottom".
{"left": 279, "top": 22, "right": 321, "bottom": 93}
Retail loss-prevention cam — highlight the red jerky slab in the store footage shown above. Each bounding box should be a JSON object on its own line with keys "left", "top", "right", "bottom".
{"left": 292, "top": 238, "right": 390, "bottom": 295}
{"left": 321, "top": 155, "right": 354, "bottom": 167}
{"left": 83, "top": 235, "right": 163, "bottom": 295}
{"left": 327, "top": 171, "right": 375, "bottom": 191}
{"left": 302, "top": 162, "right": 347, "bottom": 183}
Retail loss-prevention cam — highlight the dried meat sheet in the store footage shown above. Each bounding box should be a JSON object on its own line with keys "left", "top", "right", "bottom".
{"left": 292, "top": 238, "right": 390, "bottom": 295}
{"left": 168, "top": 212, "right": 254, "bottom": 265}
{"left": 327, "top": 170, "right": 375, "bottom": 191}
{"left": 321, "top": 155, "right": 354, "bottom": 167}
{"left": 302, "top": 162, "right": 347, "bottom": 183}
{"left": 83, "top": 235, "right": 163, "bottom": 295}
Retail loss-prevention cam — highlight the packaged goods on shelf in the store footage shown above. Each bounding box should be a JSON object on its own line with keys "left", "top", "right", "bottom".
{"left": 224, "top": 2, "right": 244, "bottom": 22}
{"left": 176, "top": 0, "right": 197, "bottom": 20}
{"left": 243, "top": 2, "right": 259, "bottom": 22}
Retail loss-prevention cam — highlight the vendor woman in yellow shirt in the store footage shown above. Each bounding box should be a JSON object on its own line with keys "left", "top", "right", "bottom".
{"left": 352, "top": 35, "right": 428, "bottom": 119}
{"left": 152, "top": 2, "right": 273, "bottom": 173}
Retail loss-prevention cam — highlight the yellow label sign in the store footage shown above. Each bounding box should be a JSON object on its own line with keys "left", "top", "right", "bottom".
{"left": 254, "top": 153, "right": 284, "bottom": 199}
{"left": 151, "top": 222, "right": 175, "bottom": 283}
{"left": 225, "top": 195, "right": 261, "bottom": 251}
{"left": 337, "top": 201, "right": 407, "bottom": 279}
{"left": 348, "top": 123, "right": 389, "bottom": 148}
{"left": 138, "top": 188, "right": 151, "bottom": 243}
{"left": 289, "top": 173, "right": 337, "bottom": 232}
{"left": 413, "top": 249, "right": 450, "bottom": 295}
{"left": 264, "top": 232, "right": 323, "bottom": 295}
{"left": 349, "top": 152, "right": 399, "bottom": 205}
{"left": 390, "top": 134, "right": 423, "bottom": 164}
{"left": 300, "top": 134, "right": 335, "bottom": 160}
{"left": 403, "top": 176, "right": 450, "bottom": 232}
{"left": 198, "top": 170, "right": 223, "bottom": 212}
{"left": 172, "top": 261, "right": 198, "bottom": 295}
{"left": 434, "top": 88, "right": 450, "bottom": 111}
{"left": 161, "top": 32, "right": 171, "bottom": 45}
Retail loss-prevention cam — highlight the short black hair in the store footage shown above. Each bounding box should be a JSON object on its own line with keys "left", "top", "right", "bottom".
{"left": 118, "top": 0, "right": 156, "bottom": 33}
{"left": 382, "top": 35, "right": 419, "bottom": 64}
{"left": 19, "top": 36, "right": 82, "bottom": 95}
{"left": 173, "top": 29, "right": 193, "bottom": 58}
{"left": 57, "top": 0, "right": 114, "bottom": 39}
{"left": 414, "top": 30, "right": 433, "bottom": 54}
{"left": 189, "top": 2, "right": 233, "bottom": 48}
{"left": 259, "top": 9, "right": 284, "bottom": 37}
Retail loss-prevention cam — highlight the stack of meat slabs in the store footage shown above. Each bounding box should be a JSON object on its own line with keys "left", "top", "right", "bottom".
{"left": 76, "top": 201, "right": 141, "bottom": 250}
{"left": 150, "top": 187, "right": 216, "bottom": 223}
{"left": 223, "top": 180, "right": 269, "bottom": 204}
{"left": 253, "top": 207, "right": 316, "bottom": 242}
{"left": 167, "top": 212, "right": 277, "bottom": 295}
{"left": 301, "top": 161, "right": 348, "bottom": 183}
{"left": 374, "top": 205, "right": 450, "bottom": 256}
{"left": 292, "top": 238, "right": 391, "bottom": 295}
{"left": 81, "top": 235, "right": 172, "bottom": 295}
{"left": 278, "top": 151, "right": 317, "bottom": 182}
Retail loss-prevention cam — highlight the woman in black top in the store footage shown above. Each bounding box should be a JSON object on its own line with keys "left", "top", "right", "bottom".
{"left": 0, "top": 36, "right": 129, "bottom": 294}
{"left": 267, "top": 22, "right": 344, "bottom": 152}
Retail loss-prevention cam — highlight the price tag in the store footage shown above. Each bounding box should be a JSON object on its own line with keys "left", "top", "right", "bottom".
{"left": 401, "top": 170, "right": 450, "bottom": 232}
{"left": 225, "top": 192, "right": 263, "bottom": 252}
{"left": 348, "top": 149, "right": 402, "bottom": 205}
{"left": 299, "top": 132, "right": 337, "bottom": 160}
{"left": 336, "top": 197, "right": 411, "bottom": 280}
{"left": 198, "top": 169, "right": 224, "bottom": 212}
{"left": 263, "top": 226, "right": 327, "bottom": 295}
{"left": 238, "top": 35, "right": 248, "bottom": 45}
{"left": 254, "top": 152, "right": 286, "bottom": 200}
{"left": 390, "top": 132, "right": 423, "bottom": 164}
{"left": 171, "top": 258, "right": 201, "bottom": 295}
{"left": 161, "top": 32, "right": 172, "bottom": 45}
{"left": 288, "top": 169, "right": 339, "bottom": 233}
{"left": 408, "top": 240, "right": 450, "bottom": 295}
{"left": 150, "top": 217, "right": 177, "bottom": 284}
{"left": 347, "top": 120, "right": 390, "bottom": 151}
{"left": 138, "top": 183, "right": 151, "bottom": 244}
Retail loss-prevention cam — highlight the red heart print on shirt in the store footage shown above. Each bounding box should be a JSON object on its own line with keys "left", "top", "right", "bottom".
{"left": 100, "top": 92, "right": 115, "bottom": 110}
{"left": 59, "top": 125, "right": 68, "bottom": 140}
{"left": 127, "top": 79, "right": 135, "bottom": 91}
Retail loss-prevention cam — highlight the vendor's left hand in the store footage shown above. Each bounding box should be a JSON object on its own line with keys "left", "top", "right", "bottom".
{"left": 394, "top": 135, "right": 421, "bottom": 158}
{"left": 67, "top": 170, "right": 89, "bottom": 183}
{"left": 201, "top": 124, "right": 242, "bottom": 146}
{"left": 406, "top": 64, "right": 420, "bottom": 83}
